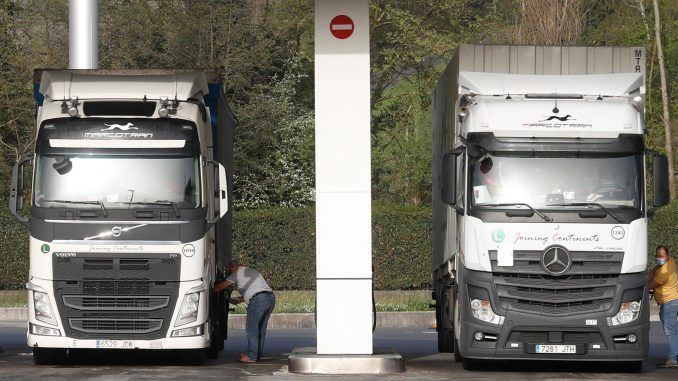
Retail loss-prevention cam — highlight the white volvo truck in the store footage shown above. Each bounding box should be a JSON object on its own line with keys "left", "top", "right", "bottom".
{"left": 9, "top": 69, "right": 235, "bottom": 364}
{"left": 432, "top": 45, "right": 670, "bottom": 371}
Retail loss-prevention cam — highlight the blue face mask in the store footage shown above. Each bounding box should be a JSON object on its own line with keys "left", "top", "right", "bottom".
{"left": 656, "top": 257, "right": 667, "bottom": 266}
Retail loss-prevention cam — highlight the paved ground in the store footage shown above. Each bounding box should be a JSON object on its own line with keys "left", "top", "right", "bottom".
{"left": 0, "top": 321, "right": 676, "bottom": 380}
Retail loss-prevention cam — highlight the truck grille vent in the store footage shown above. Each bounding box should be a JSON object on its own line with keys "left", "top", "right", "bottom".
{"left": 63, "top": 295, "right": 169, "bottom": 311}
{"left": 83, "top": 281, "right": 150, "bottom": 295}
{"left": 53, "top": 253, "right": 180, "bottom": 340}
{"left": 508, "top": 300, "right": 606, "bottom": 315}
{"left": 489, "top": 250, "right": 624, "bottom": 275}
{"left": 70, "top": 318, "right": 163, "bottom": 334}
{"left": 490, "top": 250, "right": 620, "bottom": 316}
{"left": 509, "top": 331, "right": 603, "bottom": 344}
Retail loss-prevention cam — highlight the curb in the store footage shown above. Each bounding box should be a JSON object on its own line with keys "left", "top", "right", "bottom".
{"left": 0, "top": 308, "right": 27, "bottom": 321}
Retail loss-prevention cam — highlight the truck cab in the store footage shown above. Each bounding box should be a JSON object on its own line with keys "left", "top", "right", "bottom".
{"left": 9, "top": 70, "right": 234, "bottom": 364}
{"left": 432, "top": 45, "right": 670, "bottom": 371}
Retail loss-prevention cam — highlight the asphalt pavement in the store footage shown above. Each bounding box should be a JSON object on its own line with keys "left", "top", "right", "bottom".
{"left": 0, "top": 321, "right": 676, "bottom": 380}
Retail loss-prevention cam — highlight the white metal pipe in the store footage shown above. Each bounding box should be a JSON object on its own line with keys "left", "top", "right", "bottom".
{"left": 69, "top": 0, "right": 99, "bottom": 69}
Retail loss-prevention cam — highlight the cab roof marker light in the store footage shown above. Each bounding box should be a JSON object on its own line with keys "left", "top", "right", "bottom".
{"left": 158, "top": 96, "right": 179, "bottom": 118}
{"left": 64, "top": 96, "right": 79, "bottom": 117}
{"left": 630, "top": 95, "right": 644, "bottom": 111}
{"left": 158, "top": 96, "right": 170, "bottom": 117}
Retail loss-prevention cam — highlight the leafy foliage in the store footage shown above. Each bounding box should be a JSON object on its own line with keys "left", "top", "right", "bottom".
{"left": 231, "top": 205, "right": 432, "bottom": 290}
{"left": 0, "top": 196, "right": 29, "bottom": 289}
{"left": 0, "top": 1, "right": 676, "bottom": 290}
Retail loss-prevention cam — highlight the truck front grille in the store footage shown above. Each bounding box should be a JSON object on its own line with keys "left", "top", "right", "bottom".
{"left": 83, "top": 281, "right": 150, "bottom": 295}
{"left": 53, "top": 252, "right": 180, "bottom": 339}
{"left": 63, "top": 295, "right": 170, "bottom": 310}
{"left": 490, "top": 250, "right": 621, "bottom": 316}
{"left": 70, "top": 318, "right": 163, "bottom": 334}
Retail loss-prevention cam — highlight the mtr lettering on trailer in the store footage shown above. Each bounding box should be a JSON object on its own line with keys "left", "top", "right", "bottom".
{"left": 635, "top": 49, "right": 642, "bottom": 73}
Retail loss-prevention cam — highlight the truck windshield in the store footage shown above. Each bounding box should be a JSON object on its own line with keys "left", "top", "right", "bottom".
{"left": 34, "top": 155, "right": 201, "bottom": 209}
{"left": 470, "top": 154, "right": 641, "bottom": 209}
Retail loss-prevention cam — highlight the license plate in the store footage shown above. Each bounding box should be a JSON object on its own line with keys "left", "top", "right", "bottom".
{"left": 535, "top": 344, "right": 577, "bottom": 354}
{"left": 96, "top": 340, "right": 135, "bottom": 349}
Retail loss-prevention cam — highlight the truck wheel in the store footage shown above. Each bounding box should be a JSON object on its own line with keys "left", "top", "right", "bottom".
{"left": 207, "top": 318, "right": 221, "bottom": 359}
{"left": 175, "top": 349, "right": 206, "bottom": 365}
{"left": 436, "top": 289, "right": 455, "bottom": 353}
{"left": 437, "top": 327, "right": 455, "bottom": 353}
{"left": 33, "top": 347, "right": 67, "bottom": 365}
{"left": 462, "top": 357, "right": 478, "bottom": 370}
{"left": 453, "top": 294, "right": 462, "bottom": 362}
{"left": 453, "top": 334, "right": 462, "bottom": 362}
{"left": 619, "top": 361, "right": 643, "bottom": 373}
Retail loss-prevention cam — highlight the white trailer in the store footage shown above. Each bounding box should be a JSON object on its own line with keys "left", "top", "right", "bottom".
{"left": 9, "top": 69, "right": 235, "bottom": 364}
{"left": 432, "top": 45, "right": 670, "bottom": 371}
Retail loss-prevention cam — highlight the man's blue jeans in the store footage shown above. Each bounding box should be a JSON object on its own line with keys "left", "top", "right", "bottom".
{"left": 659, "top": 299, "right": 678, "bottom": 362}
{"left": 245, "top": 292, "right": 276, "bottom": 361}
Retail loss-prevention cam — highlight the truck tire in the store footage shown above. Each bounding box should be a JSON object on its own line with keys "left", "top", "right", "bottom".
{"left": 619, "top": 361, "right": 643, "bottom": 373}
{"left": 437, "top": 327, "right": 455, "bottom": 353}
{"left": 175, "top": 349, "right": 206, "bottom": 365}
{"left": 462, "top": 357, "right": 478, "bottom": 370}
{"left": 207, "top": 289, "right": 227, "bottom": 359}
{"left": 435, "top": 287, "right": 455, "bottom": 353}
{"left": 453, "top": 334, "right": 462, "bottom": 362}
{"left": 33, "top": 347, "right": 67, "bottom": 365}
{"left": 453, "top": 294, "right": 462, "bottom": 362}
{"left": 206, "top": 319, "right": 221, "bottom": 359}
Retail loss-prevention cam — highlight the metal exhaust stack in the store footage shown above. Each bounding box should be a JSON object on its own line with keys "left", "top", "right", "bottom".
{"left": 69, "top": 0, "right": 98, "bottom": 69}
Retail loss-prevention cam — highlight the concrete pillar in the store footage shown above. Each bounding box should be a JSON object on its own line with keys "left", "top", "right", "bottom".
{"left": 314, "top": 0, "right": 372, "bottom": 355}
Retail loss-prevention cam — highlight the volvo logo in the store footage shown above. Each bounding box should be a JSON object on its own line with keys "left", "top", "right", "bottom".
{"left": 541, "top": 246, "right": 571, "bottom": 275}
{"left": 111, "top": 226, "right": 123, "bottom": 237}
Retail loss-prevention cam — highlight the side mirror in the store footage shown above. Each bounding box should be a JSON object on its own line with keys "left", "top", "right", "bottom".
{"left": 441, "top": 153, "right": 457, "bottom": 206}
{"left": 10, "top": 154, "right": 33, "bottom": 228}
{"left": 206, "top": 159, "right": 228, "bottom": 225}
{"left": 652, "top": 153, "right": 670, "bottom": 208}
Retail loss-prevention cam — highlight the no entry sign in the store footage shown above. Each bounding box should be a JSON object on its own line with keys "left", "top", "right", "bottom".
{"left": 330, "top": 15, "right": 354, "bottom": 39}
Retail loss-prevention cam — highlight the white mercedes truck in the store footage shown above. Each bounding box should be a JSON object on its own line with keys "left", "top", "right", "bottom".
{"left": 9, "top": 69, "right": 235, "bottom": 364}
{"left": 432, "top": 45, "right": 670, "bottom": 371}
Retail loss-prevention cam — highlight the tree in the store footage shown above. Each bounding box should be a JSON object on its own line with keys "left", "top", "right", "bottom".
{"left": 652, "top": 0, "right": 675, "bottom": 197}
{"left": 512, "top": 0, "right": 589, "bottom": 45}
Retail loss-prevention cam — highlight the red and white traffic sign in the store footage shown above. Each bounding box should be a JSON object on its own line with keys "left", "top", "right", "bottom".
{"left": 330, "top": 15, "right": 354, "bottom": 39}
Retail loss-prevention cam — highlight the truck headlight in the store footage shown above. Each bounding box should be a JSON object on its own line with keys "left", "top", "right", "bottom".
{"left": 33, "top": 291, "right": 57, "bottom": 325}
{"left": 175, "top": 292, "right": 201, "bottom": 326}
{"left": 607, "top": 300, "right": 641, "bottom": 326}
{"left": 30, "top": 322, "right": 61, "bottom": 336}
{"left": 470, "top": 298, "right": 505, "bottom": 325}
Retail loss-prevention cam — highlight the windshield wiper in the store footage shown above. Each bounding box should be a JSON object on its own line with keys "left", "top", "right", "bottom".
{"left": 40, "top": 199, "right": 108, "bottom": 217}
{"left": 127, "top": 201, "right": 180, "bottom": 218}
{"left": 480, "top": 203, "right": 553, "bottom": 222}
{"left": 548, "top": 202, "right": 624, "bottom": 223}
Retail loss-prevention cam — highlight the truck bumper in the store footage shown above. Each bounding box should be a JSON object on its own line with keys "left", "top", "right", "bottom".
{"left": 27, "top": 322, "right": 210, "bottom": 350}
{"left": 458, "top": 268, "right": 649, "bottom": 361}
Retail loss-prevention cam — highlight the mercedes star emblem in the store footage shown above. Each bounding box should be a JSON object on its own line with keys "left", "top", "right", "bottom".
{"left": 541, "top": 246, "right": 571, "bottom": 275}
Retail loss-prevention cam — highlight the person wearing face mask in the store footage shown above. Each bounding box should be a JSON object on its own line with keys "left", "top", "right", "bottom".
{"left": 649, "top": 245, "right": 678, "bottom": 368}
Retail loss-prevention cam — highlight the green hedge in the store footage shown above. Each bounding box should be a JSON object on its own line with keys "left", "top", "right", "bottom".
{"left": 0, "top": 198, "right": 29, "bottom": 289}
{"left": 232, "top": 204, "right": 432, "bottom": 290}
{"left": 648, "top": 199, "right": 678, "bottom": 263}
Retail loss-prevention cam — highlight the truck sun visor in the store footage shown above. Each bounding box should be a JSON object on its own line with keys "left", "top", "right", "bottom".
{"left": 36, "top": 118, "right": 199, "bottom": 155}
